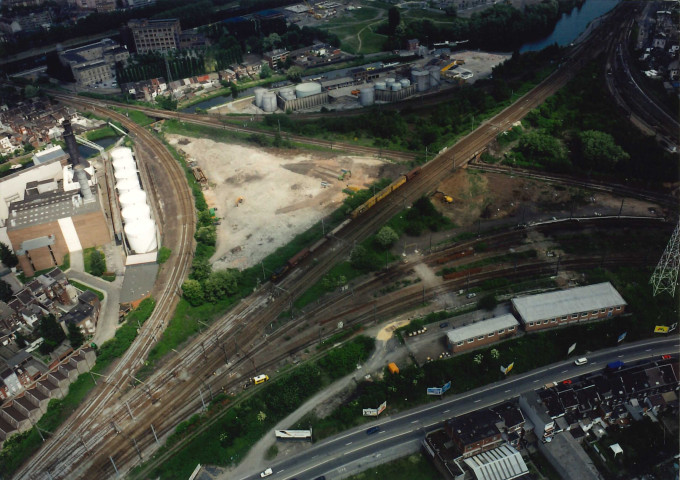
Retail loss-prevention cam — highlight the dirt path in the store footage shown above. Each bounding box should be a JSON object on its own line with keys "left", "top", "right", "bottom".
{"left": 215, "top": 320, "right": 409, "bottom": 479}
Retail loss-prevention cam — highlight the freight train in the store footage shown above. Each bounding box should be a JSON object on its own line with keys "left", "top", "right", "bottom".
{"left": 270, "top": 167, "right": 422, "bottom": 282}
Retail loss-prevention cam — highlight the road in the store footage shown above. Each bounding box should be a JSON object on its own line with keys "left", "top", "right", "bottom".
{"left": 236, "top": 337, "right": 679, "bottom": 480}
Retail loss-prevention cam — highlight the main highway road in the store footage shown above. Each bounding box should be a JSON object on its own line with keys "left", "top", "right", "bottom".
{"left": 236, "top": 337, "right": 679, "bottom": 480}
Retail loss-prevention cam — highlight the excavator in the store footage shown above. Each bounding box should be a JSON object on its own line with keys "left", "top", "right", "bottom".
{"left": 441, "top": 59, "right": 465, "bottom": 79}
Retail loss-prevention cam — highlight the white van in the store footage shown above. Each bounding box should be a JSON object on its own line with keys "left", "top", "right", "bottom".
{"left": 574, "top": 357, "right": 588, "bottom": 366}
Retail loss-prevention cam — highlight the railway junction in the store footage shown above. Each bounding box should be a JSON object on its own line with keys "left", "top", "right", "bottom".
{"left": 8, "top": 2, "right": 679, "bottom": 479}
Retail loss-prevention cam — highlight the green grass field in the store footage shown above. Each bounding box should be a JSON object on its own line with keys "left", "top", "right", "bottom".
{"left": 324, "top": 7, "right": 387, "bottom": 54}
{"left": 345, "top": 453, "right": 441, "bottom": 480}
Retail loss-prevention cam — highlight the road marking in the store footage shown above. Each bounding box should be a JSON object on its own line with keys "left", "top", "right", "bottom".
{"left": 444, "top": 409, "right": 450, "bottom": 413}
{"left": 645, "top": 349, "right": 652, "bottom": 352}
{"left": 411, "top": 420, "right": 419, "bottom": 424}
{"left": 561, "top": 370, "right": 568, "bottom": 373}
{"left": 346, "top": 442, "right": 352, "bottom": 446}
{"left": 474, "top": 399, "right": 481, "bottom": 403}
{"left": 505, "top": 389, "right": 511, "bottom": 393}
{"left": 618, "top": 355, "right": 624, "bottom": 357}
{"left": 533, "top": 379, "right": 539, "bottom": 383}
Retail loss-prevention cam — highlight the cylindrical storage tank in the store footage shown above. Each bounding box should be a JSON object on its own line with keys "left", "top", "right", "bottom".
{"left": 390, "top": 82, "right": 402, "bottom": 91}
{"left": 411, "top": 70, "right": 430, "bottom": 92}
{"left": 359, "top": 87, "right": 375, "bottom": 106}
{"left": 119, "top": 189, "right": 147, "bottom": 209}
{"left": 429, "top": 68, "right": 441, "bottom": 85}
{"left": 254, "top": 88, "right": 267, "bottom": 108}
{"left": 121, "top": 203, "right": 151, "bottom": 223}
{"left": 114, "top": 168, "right": 138, "bottom": 181}
{"left": 262, "top": 93, "right": 277, "bottom": 113}
{"left": 295, "top": 82, "right": 322, "bottom": 98}
{"left": 113, "top": 157, "right": 136, "bottom": 172}
{"left": 110, "top": 147, "right": 133, "bottom": 161}
{"left": 400, "top": 79, "right": 411, "bottom": 87}
{"left": 125, "top": 219, "right": 157, "bottom": 254}
{"left": 115, "top": 178, "right": 141, "bottom": 194}
{"left": 385, "top": 77, "right": 395, "bottom": 86}
{"left": 374, "top": 81, "right": 387, "bottom": 91}
{"left": 280, "top": 88, "right": 294, "bottom": 98}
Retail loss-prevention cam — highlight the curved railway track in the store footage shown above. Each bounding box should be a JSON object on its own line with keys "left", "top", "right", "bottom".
{"left": 21, "top": 5, "right": 647, "bottom": 478}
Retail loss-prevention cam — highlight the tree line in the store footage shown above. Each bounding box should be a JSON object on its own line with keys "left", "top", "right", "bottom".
{"left": 116, "top": 53, "right": 206, "bottom": 84}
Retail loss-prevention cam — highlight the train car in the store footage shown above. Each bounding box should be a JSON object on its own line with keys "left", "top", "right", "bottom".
{"left": 326, "top": 218, "right": 352, "bottom": 238}
{"left": 309, "top": 237, "right": 328, "bottom": 253}
{"left": 436, "top": 248, "right": 473, "bottom": 265}
{"left": 271, "top": 265, "right": 290, "bottom": 282}
{"left": 443, "top": 266, "right": 482, "bottom": 281}
{"left": 351, "top": 172, "right": 413, "bottom": 219}
{"left": 287, "top": 247, "right": 310, "bottom": 267}
{"left": 405, "top": 167, "right": 421, "bottom": 180}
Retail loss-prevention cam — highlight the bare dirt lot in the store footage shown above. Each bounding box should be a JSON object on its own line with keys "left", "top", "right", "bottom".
{"left": 166, "top": 135, "right": 399, "bottom": 270}
{"left": 434, "top": 168, "right": 663, "bottom": 227}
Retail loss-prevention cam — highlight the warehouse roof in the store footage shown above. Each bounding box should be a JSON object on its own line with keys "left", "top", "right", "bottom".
{"left": 463, "top": 444, "right": 529, "bottom": 480}
{"left": 446, "top": 314, "right": 519, "bottom": 345}
{"left": 511, "top": 282, "right": 626, "bottom": 323}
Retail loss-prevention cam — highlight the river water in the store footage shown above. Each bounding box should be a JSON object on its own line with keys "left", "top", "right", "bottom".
{"left": 77, "top": 136, "right": 119, "bottom": 159}
{"left": 520, "top": 0, "right": 620, "bottom": 53}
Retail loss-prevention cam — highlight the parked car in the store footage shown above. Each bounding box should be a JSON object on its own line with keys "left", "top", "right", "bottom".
{"left": 439, "top": 322, "right": 449, "bottom": 328}
{"left": 574, "top": 357, "right": 588, "bottom": 366}
{"left": 466, "top": 292, "right": 476, "bottom": 299}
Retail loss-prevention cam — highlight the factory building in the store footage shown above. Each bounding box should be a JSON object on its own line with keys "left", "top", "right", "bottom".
{"left": 511, "top": 282, "right": 627, "bottom": 332}
{"left": 6, "top": 121, "right": 109, "bottom": 276}
{"left": 128, "top": 18, "right": 181, "bottom": 54}
{"left": 58, "top": 38, "right": 129, "bottom": 87}
{"left": 446, "top": 314, "right": 519, "bottom": 353}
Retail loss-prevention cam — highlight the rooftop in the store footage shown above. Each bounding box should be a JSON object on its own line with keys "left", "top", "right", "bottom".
{"left": 446, "top": 408, "right": 501, "bottom": 445}
{"left": 7, "top": 186, "right": 100, "bottom": 231}
{"left": 32, "top": 146, "right": 67, "bottom": 166}
{"left": 120, "top": 263, "right": 159, "bottom": 303}
{"left": 446, "top": 314, "right": 519, "bottom": 345}
{"left": 511, "top": 282, "right": 626, "bottom": 323}
{"left": 462, "top": 444, "right": 529, "bottom": 480}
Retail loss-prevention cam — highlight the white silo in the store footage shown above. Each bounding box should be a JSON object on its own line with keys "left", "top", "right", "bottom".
{"left": 385, "top": 77, "right": 395, "bottom": 86}
{"left": 295, "top": 82, "right": 322, "bottom": 98}
{"left": 254, "top": 88, "right": 267, "bottom": 108}
{"left": 125, "top": 219, "right": 158, "bottom": 254}
{"left": 114, "top": 168, "right": 138, "bottom": 181}
{"left": 390, "top": 82, "right": 402, "bottom": 91}
{"left": 113, "top": 157, "right": 136, "bottom": 172}
{"left": 374, "top": 81, "right": 387, "bottom": 91}
{"left": 262, "top": 93, "right": 277, "bottom": 112}
{"left": 119, "top": 189, "right": 147, "bottom": 209}
{"left": 428, "top": 67, "right": 441, "bottom": 86}
{"left": 359, "top": 87, "right": 375, "bottom": 106}
{"left": 115, "top": 178, "right": 141, "bottom": 194}
{"left": 110, "top": 147, "right": 133, "bottom": 160}
{"left": 121, "top": 203, "right": 151, "bottom": 223}
{"left": 400, "top": 79, "right": 411, "bottom": 88}
{"left": 411, "top": 70, "right": 430, "bottom": 92}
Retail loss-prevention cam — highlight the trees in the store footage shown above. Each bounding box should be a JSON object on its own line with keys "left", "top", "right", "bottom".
{"left": 575, "top": 130, "right": 629, "bottom": 171}
{"left": 182, "top": 279, "right": 205, "bottom": 306}
{"left": 68, "top": 323, "right": 85, "bottom": 348}
{"left": 203, "top": 269, "right": 239, "bottom": 302}
{"left": 286, "top": 66, "right": 303, "bottom": 83}
{"left": 517, "top": 131, "right": 568, "bottom": 169}
{"left": 0, "top": 279, "right": 12, "bottom": 302}
{"left": 90, "top": 250, "right": 106, "bottom": 277}
{"left": 230, "top": 82, "right": 239, "bottom": 99}
{"left": 376, "top": 227, "right": 399, "bottom": 249}
{"left": 388, "top": 7, "right": 401, "bottom": 35}
{"left": 195, "top": 226, "right": 216, "bottom": 246}
{"left": 156, "top": 95, "right": 178, "bottom": 111}
{"left": 478, "top": 294, "right": 498, "bottom": 311}
{"left": 38, "top": 314, "right": 66, "bottom": 354}
{"left": 262, "top": 33, "right": 281, "bottom": 52}
{"left": 259, "top": 64, "right": 273, "bottom": 79}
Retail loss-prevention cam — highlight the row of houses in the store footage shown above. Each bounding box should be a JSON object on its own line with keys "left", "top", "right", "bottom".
{"left": 445, "top": 283, "right": 627, "bottom": 353}
{"left": 424, "top": 356, "right": 678, "bottom": 480}
{"left": 0, "top": 346, "right": 96, "bottom": 447}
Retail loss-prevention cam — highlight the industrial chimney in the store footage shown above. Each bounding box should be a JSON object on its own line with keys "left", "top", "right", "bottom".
{"left": 62, "top": 120, "right": 95, "bottom": 204}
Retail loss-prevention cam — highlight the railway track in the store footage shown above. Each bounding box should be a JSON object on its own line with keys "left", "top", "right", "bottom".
{"left": 20, "top": 5, "right": 649, "bottom": 478}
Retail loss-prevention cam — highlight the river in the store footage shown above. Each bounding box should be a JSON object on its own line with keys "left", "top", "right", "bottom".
{"left": 77, "top": 136, "right": 119, "bottom": 159}
{"left": 520, "top": 0, "right": 620, "bottom": 53}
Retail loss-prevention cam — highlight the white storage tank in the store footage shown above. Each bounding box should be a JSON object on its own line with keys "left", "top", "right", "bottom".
{"left": 125, "top": 219, "right": 157, "bottom": 254}
{"left": 110, "top": 147, "right": 133, "bottom": 161}
{"left": 121, "top": 203, "right": 151, "bottom": 223}
{"left": 262, "top": 93, "right": 277, "bottom": 112}
{"left": 411, "top": 70, "right": 430, "bottom": 92}
{"left": 295, "top": 82, "right": 322, "bottom": 98}
{"left": 428, "top": 67, "right": 441, "bottom": 86}
{"left": 254, "top": 88, "right": 267, "bottom": 108}
{"left": 114, "top": 168, "right": 138, "bottom": 181}
{"left": 385, "top": 77, "right": 395, "bottom": 86}
{"left": 113, "top": 157, "right": 136, "bottom": 172}
{"left": 359, "top": 87, "right": 375, "bottom": 106}
{"left": 119, "top": 189, "right": 147, "bottom": 209}
{"left": 400, "top": 79, "right": 411, "bottom": 87}
{"left": 390, "top": 82, "right": 402, "bottom": 91}
{"left": 374, "top": 81, "right": 387, "bottom": 91}
{"left": 115, "top": 178, "right": 141, "bottom": 194}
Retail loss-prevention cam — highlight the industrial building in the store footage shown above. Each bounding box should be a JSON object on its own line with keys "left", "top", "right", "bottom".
{"left": 128, "top": 18, "right": 181, "bottom": 54}
{"left": 263, "top": 48, "right": 289, "bottom": 68}
{"left": 58, "top": 38, "right": 129, "bottom": 87}
{"left": 511, "top": 282, "right": 627, "bottom": 332}
{"left": 446, "top": 314, "right": 519, "bottom": 353}
{"left": 5, "top": 121, "right": 109, "bottom": 276}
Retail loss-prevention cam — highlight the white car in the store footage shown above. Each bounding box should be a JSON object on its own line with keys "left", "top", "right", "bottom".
{"left": 574, "top": 357, "right": 588, "bottom": 366}
{"left": 260, "top": 467, "right": 273, "bottom": 478}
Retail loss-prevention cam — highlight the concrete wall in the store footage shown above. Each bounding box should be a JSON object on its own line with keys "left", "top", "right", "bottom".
{"left": 375, "top": 85, "right": 416, "bottom": 102}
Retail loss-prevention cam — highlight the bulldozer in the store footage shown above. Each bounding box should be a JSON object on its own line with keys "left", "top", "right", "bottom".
{"left": 434, "top": 191, "right": 453, "bottom": 204}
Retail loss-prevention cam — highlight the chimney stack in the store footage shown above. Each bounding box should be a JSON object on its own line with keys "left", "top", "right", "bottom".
{"left": 62, "top": 119, "right": 95, "bottom": 204}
